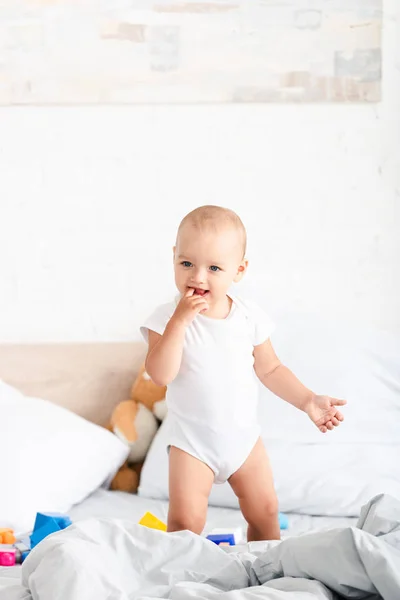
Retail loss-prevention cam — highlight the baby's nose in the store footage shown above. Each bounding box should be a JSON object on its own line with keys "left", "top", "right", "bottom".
{"left": 190, "top": 268, "right": 206, "bottom": 284}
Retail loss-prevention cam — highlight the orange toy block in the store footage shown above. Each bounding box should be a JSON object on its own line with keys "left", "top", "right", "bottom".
{"left": 0, "top": 528, "right": 16, "bottom": 544}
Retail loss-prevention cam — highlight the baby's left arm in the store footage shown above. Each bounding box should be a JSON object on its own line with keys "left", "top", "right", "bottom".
{"left": 253, "top": 340, "right": 346, "bottom": 433}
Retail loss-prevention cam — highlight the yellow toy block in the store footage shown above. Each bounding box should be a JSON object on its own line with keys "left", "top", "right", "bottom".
{"left": 0, "top": 528, "right": 16, "bottom": 544}
{"left": 138, "top": 512, "right": 167, "bottom": 532}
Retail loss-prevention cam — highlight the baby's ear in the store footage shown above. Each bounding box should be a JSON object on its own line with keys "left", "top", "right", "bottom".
{"left": 172, "top": 246, "right": 176, "bottom": 261}
{"left": 234, "top": 259, "right": 248, "bottom": 282}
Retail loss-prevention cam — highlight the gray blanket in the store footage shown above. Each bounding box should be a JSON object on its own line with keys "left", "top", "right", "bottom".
{"left": 11, "top": 494, "right": 400, "bottom": 599}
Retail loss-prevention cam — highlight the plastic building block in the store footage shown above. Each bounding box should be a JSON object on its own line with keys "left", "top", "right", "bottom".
{"left": 206, "top": 514, "right": 288, "bottom": 547}
{"left": 14, "top": 539, "right": 31, "bottom": 552}
{"left": 206, "top": 533, "right": 235, "bottom": 546}
{"left": 0, "top": 546, "right": 16, "bottom": 566}
{"left": 14, "top": 539, "right": 31, "bottom": 563}
{"left": 0, "top": 529, "right": 16, "bottom": 544}
{"left": 14, "top": 549, "right": 31, "bottom": 564}
{"left": 207, "top": 527, "right": 243, "bottom": 544}
{"left": 279, "top": 512, "right": 289, "bottom": 530}
{"left": 30, "top": 519, "right": 61, "bottom": 548}
{"left": 30, "top": 512, "right": 72, "bottom": 549}
{"left": 205, "top": 515, "right": 288, "bottom": 547}
{"left": 138, "top": 512, "right": 167, "bottom": 532}
{"left": 33, "top": 512, "right": 72, "bottom": 532}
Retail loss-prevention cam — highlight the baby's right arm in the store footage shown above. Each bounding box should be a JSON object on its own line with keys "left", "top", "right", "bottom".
{"left": 145, "top": 289, "right": 208, "bottom": 386}
{"left": 145, "top": 322, "right": 185, "bottom": 386}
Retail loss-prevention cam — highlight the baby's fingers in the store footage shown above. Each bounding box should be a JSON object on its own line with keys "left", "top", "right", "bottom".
{"left": 192, "top": 298, "right": 209, "bottom": 313}
{"left": 331, "top": 398, "right": 347, "bottom": 407}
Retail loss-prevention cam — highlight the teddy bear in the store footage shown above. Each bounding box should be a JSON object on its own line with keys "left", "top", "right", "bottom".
{"left": 109, "top": 364, "right": 167, "bottom": 493}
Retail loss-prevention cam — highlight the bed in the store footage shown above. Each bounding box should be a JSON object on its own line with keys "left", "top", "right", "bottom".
{"left": 1, "top": 320, "right": 399, "bottom": 599}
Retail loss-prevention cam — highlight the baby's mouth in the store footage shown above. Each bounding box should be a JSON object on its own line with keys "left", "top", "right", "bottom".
{"left": 190, "top": 287, "right": 209, "bottom": 296}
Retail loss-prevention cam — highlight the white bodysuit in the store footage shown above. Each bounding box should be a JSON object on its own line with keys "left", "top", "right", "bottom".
{"left": 141, "top": 295, "right": 274, "bottom": 484}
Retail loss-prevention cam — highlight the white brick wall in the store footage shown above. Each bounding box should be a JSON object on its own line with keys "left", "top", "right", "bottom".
{"left": 0, "top": 1, "right": 399, "bottom": 342}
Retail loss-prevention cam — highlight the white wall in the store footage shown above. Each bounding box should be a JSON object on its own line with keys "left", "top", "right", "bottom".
{"left": 0, "top": 1, "right": 399, "bottom": 343}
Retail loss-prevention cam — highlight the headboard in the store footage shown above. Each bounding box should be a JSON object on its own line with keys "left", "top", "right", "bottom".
{"left": 0, "top": 342, "right": 146, "bottom": 426}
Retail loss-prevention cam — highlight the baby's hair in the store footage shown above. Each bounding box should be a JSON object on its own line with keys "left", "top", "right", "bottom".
{"left": 177, "top": 205, "right": 247, "bottom": 257}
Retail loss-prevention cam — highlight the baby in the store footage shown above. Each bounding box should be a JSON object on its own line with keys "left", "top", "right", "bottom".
{"left": 141, "top": 206, "right": 346, "bottom": 541}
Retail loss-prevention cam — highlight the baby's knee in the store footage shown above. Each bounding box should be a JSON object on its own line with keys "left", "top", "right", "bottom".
{"left": 246, "top": 493, "right": 279, "bottom": 526}
{"left": 167, "top": 511, "right": 206, "bottom": 535}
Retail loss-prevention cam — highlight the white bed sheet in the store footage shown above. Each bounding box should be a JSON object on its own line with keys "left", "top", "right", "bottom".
{"left": 0, "top": 489, "right": 357, "bottom": 599}
{"left": 69, "top": 488, "right": 357, "bottom": 538}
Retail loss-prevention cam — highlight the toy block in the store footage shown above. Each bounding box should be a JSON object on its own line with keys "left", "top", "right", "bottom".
{"left": 30, "top": 518, "right": 61, "bottom": 549}
{"left": 14, "top": 539, "right": 31, "bottom": 552}
{"left": 14, "top": 539, "right": 30, "bottom": 558}
{"left": 10, "top": 539, "right": 31, "bottom": 564}
{"left": 206, "top": 514, "right": 288, "bottom": 547}
{"left": 33, "top": 512, "right": 72, "bottom": 532}
{"left": 138, "top": 512, "right": 167, "bottom": 532}
{"left": 206, "top": 533, "right": 235, "bottom": 546}
{"left": 29, "top": 512, "right": 72, "bottom": 549}
{"left": 0, "top": 546, "right": 16, "bottom": 566}
{"left": 207, "top": 527, "right": 243, "bottom": 544}
{"left": 279, "top": 512, "right": 289, "bottom": 530}
{"left": 0, "top": 529, "right": 16, "bottom": 544}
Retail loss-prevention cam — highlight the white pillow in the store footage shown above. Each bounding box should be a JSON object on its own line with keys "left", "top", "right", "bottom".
{"left": 0, "top": 380, "right": 129, "bottom": 533}
{"left": 139, "top": 316, "right": 400, "bottom": 516}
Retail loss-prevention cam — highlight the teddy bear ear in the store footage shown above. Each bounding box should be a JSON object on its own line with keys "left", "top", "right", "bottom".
{"left": 111, "top": 400, "right": 138, "bottom": 442}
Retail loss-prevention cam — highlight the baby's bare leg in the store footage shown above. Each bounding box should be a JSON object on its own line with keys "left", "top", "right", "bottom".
{"left": 229, "top": 439, "right": 280, "bottom": 541}
{"left": 168, "top": 446, "right": 214, "bottom": 534}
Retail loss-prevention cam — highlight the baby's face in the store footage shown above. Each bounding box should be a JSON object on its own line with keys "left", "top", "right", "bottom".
{"left": 173, "top": 226, "right": 246, "bottom": 304}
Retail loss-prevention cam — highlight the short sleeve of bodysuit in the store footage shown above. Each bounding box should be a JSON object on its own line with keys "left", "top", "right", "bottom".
{"left": 236, "top": 297, "right": 275, "bottom": 346}
{"left": 140, "top": 301, "right": 176, "bottom": 342}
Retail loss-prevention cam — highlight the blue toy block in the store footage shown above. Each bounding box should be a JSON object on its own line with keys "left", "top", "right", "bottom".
{"left": 30, "top": 519, "right": 61, "bottom": 549}
{"left": 279, "top": 512, "right": 289, "bottom": 530}
{"left": 206, "top": 533, "right": 236, "bottom": 546}
{"left": 30, "top": 512, "right": 72, "bottom": 549}
{"left": 21, "top": 550, "right": 30, "bottom": 563}
{"left": 33, "top": 512, "right": 72, "bottom": 533}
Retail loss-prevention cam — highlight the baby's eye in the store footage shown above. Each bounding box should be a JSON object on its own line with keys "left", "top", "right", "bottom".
{"left": 209, "top": 265, "right": 220, "bottom": 272}
{"left": 181, "top": 261, "right": 192, "bottom": 268}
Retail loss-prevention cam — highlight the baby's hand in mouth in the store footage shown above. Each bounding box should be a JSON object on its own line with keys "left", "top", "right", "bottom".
{"left": 192, "top": 288, "right": 209, "bottom": 297}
